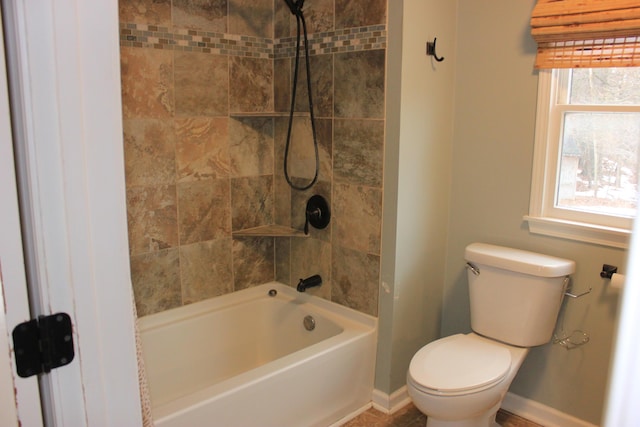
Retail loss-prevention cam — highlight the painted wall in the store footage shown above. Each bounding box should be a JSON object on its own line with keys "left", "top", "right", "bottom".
{"left": 445, "top": 1, "right": 626, "bottom": 424}
{"left": 377, "top": 0, "right": 456, "bottom": 394}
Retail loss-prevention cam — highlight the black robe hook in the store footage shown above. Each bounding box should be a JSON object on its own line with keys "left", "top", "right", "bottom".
{"left": 426, "top": 38, "right": 445, "bottom": 62}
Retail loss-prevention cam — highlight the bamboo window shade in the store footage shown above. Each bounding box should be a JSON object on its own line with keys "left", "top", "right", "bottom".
{"left": 531, "top": 0, "right": 640, "bottom": 68}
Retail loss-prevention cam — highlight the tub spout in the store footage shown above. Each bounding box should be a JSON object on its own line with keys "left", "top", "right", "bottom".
{"left": 297, "top": 275, "right": 322, "bottom": 292}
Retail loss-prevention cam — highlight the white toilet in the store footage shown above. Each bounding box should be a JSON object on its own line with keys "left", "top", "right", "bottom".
{"left": 407, "top": 243, "right": 575, "bottom": 427}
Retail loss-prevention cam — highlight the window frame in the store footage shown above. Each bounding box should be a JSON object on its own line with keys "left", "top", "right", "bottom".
{"left": 525, "top": 69, "right": 635, "bottom": 249}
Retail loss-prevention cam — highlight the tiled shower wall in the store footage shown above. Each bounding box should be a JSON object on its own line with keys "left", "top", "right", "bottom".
{"left": 119, "top": 0, "right": 387, "bottom": 317}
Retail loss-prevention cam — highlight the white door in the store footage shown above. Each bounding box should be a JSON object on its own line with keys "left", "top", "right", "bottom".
{"left": 0, "top": 15, "right": 43, "bottom": 425}
{"left": 1, "top": 0, "right": 143, "bottom": 425}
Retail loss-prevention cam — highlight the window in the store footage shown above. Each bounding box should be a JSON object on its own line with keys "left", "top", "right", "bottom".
{"left": 526, "top": 68, "right": 640, "bottom": 248}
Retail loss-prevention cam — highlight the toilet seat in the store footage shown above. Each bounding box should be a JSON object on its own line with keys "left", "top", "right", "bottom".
{"left": 408, "top": 334, "right": 511, "bottom": 396}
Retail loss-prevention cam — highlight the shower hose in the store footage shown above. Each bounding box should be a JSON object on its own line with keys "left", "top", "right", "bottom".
{"left": 284, "top": 0, "right": 319, "bottom": 191}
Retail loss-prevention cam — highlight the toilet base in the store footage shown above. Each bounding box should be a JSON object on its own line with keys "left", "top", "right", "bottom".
{"left": 408, "top": 333, "right": 530, "bottom": 427}
{"left": 425, "top": 401, "right": 500, "bottom": 427}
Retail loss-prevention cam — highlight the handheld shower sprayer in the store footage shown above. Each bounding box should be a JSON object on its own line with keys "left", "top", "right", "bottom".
{"left": 284, "top": 0, "right": 297, "bottom": 13}
{"left": 284, "top": 0, "right": 305, "bottom": 15}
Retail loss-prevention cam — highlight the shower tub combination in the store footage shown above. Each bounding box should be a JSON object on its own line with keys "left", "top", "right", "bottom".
{"left": 139, "top": 282, "right": 378, "bottom": 427}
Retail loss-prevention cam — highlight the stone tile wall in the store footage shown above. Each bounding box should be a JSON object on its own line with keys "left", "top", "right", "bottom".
{"left": 119, "top": 0, "right": 387, "bottom": 317}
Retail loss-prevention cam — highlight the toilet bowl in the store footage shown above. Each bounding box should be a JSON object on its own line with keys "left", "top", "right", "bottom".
{"left": 407, "top": 333, "right": 528, "bottom": 427}
{"left": 407, "top": 243, "right": 575, "bottom": 427}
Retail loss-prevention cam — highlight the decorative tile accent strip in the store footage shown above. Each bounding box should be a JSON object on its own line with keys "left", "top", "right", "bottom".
{"left": 274, "top": 25, "right": 387, "bottom": 58}
{"left": 120, "top": 23, "right": 274, "bottom": 58}
{"left": 119, "top": 23, "right": 386, "bottom": 58}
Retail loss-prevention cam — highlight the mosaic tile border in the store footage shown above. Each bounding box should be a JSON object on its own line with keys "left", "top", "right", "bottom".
{"left": 274, "top": 25, "right": 387, "bottom": 58}
{"left": 119, "top": 23, "right": 386, "bottom": 58}
{"left": 120, "top": 23, "right": 274, "bottom": 58}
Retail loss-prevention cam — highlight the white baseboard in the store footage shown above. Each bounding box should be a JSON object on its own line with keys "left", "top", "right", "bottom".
{"left": 372, "top": 386, "right": 412, "bottom": 414}
{"left": 502, "top": 392, "right": 599, "bottom": 427}
{"left": 371, "top": 386, "right": 598, "bottom": 427}
{"left": 371, "top": 388, "right": 598, "bottom": 427}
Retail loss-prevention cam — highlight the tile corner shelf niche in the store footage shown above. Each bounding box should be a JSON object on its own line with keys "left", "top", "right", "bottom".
{"left": 229, "top": 112, "right": 309, "bottom": 118}
{"left": 232, "top": 224, "right": 308, "bottom": 238}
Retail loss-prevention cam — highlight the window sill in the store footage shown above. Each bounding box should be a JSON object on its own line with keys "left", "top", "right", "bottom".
{"left": 523, "top": 215, "right": 631, "bottom": 249}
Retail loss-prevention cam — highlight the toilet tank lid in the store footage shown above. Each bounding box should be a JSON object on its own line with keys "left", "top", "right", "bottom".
{"left": 465, "top": 243, "right": 575, "bottom": 277}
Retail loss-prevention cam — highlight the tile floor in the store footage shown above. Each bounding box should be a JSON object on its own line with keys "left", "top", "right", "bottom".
{"left": 342, "top": 402, "right": 543, "bottom": 427}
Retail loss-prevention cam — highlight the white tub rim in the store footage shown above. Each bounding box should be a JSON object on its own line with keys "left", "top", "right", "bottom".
{"left": 138, "top": 281, "right": 377, "bottom": 331}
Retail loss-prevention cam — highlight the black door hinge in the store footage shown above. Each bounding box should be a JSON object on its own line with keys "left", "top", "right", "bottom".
{"left": 12, "top": 313, "right": 75, "bottom": 378}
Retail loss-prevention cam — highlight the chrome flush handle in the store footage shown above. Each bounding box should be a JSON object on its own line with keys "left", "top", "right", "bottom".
{"left": 465, "top": 262, "right": 480, "bottom": 276}
{"left": 563, "top": 276, "right": 592, "bottom": 299}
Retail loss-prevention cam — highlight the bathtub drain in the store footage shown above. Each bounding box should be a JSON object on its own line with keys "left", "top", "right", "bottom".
{"left": 303, "top": 315, "right": 316, "bottom": 331}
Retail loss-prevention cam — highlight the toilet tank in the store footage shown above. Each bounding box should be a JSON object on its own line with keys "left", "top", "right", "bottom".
{"left": 465, "top": 243, "right": 576, "bottom": 347}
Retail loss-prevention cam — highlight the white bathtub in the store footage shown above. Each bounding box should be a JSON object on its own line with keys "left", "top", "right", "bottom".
{"left": 139, "top": 281, "right": 377, "bottom": 427}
